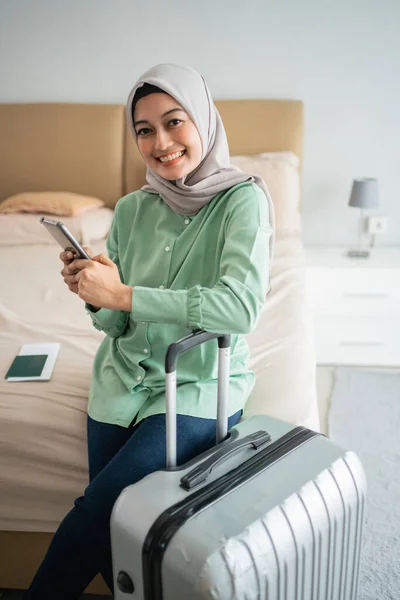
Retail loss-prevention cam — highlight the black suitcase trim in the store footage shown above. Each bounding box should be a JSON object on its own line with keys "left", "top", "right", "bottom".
{"left": 142, "top": 426, "right": 320, "bottom": 600}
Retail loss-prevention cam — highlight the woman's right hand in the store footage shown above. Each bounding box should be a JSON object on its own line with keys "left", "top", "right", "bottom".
{"left": 60, "top": 247, "right": 93, "bottom": 294}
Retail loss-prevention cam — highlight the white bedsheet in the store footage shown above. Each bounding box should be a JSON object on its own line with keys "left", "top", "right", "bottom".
{"left": 0, "top": 236, "right": 318, "bottom": 532}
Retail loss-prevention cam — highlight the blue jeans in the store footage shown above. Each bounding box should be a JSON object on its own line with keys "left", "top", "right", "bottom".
{"left": 26, "top": 409, "right": 242, "bottom": 599}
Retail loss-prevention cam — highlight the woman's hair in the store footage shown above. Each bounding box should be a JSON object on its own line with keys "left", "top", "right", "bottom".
{"left": 131, "top": 83, "right": 166, "bottom": 122}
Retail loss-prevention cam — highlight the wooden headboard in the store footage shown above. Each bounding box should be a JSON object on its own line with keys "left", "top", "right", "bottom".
{"left": 123, "top": 99, "right": 304, "bottom": 199}
{"left": 0, "top": 103, "right": 125, "bottom": 206}
{"left": 0, "top": 100, "right": 303, "bottom": 208}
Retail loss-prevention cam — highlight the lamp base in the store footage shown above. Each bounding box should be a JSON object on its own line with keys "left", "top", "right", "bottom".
{"left": 347, "top": 249, "right": 370, "bottom": 258}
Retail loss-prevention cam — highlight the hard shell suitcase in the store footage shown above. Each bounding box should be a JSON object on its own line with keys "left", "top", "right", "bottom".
{"left": 110, "top": 330, "right": 367, "bottom": 600}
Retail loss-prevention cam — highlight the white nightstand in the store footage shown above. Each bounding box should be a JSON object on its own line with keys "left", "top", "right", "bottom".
{"left": 305, "top": 247, "right": 400, "bottom": 367}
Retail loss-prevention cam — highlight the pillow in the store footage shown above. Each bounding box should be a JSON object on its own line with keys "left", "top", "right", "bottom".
{"left": 0, "top": 207, "right": 114, "bottom": 246}
{"left": 244, "top": 236, "right": 320, "bottom": 431}
{"left": 230, "top": 152, "right": 302, "bottom": 236}
{"left": 0, "top": 192, "right": 105, "bottom": 216}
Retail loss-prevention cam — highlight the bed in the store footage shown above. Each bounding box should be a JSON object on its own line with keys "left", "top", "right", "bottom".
{"left": 0, "top": 100, "right": 318, "bottom": 595}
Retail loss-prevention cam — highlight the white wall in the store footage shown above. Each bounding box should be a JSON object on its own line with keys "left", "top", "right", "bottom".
{"left": 1, "top": 0, "right": 399, "bottom": 246}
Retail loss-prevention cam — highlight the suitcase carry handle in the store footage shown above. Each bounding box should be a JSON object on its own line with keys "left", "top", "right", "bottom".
{"left": 165, "top": 330, "right": 231, "bottom": 469}
{"left": 179, "top": 430, "right": 272, "bottom": 490}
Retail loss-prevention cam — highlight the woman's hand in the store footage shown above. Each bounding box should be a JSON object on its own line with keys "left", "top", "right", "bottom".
{"left": 60, "top": 247, "right": 94, "bottom": 295}
{"left": 72, "top": 253, "right": 132, "bottom": 311}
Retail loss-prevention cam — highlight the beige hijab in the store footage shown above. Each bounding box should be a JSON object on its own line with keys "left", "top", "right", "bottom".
{"left": 126, "top": 63, "right": 275, "bottom": 265}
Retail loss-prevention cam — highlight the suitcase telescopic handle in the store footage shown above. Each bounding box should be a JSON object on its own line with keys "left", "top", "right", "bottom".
{"left": 165, "top": 330, "right": 231, "bottom": 469}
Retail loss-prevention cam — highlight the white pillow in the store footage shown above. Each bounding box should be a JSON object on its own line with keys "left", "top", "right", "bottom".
{"left": 230, "top": 152, "right": 302, "bottom": 236}
{"left": 0, "top": 207, "right": 114, "bottom": 246}
{"left": 244, "top": 236, "right": 320, "bottom": 431}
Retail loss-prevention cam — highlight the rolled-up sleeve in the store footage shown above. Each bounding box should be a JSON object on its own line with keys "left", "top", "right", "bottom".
{"left": 131, "top": 185, "right": 272, "bottom": 334}
{"left": 86, "top": 305, "right": 130, "bottom": 337}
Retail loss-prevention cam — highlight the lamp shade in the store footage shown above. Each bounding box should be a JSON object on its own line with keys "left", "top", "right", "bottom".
{"left": 348, "top": 178, "right": 379, "bottom": 209}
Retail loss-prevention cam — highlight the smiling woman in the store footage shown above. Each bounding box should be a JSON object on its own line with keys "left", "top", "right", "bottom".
{"left": 132, "top": 90, "right": 203, "bottom": 180}
{"left": 26, "top": 63, "right": 275, "bottom": 600}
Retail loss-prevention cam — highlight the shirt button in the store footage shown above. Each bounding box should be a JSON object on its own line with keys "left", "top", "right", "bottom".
{"left": 144, "top": 349, "right": 148, "bottom": 354}
{"left": 184, "top": 219, "right": 190, "bottom": 225}
{"left": 159, "top": 284, "right": 165, "bottom": 289}
{"left": 165, "top": 246, "right": 170, "bottom": 252}
{"left": 136, "top": 376, "right": 141, "bottom": 381}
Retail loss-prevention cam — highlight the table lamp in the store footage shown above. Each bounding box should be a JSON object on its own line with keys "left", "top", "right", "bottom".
{"left": 348, "top": 178, "right": 379, "bottom": 258}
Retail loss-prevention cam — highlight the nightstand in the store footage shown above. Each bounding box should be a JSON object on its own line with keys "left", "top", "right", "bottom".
{"left": 305, "top": 247, "right": 400, "bottom": 367}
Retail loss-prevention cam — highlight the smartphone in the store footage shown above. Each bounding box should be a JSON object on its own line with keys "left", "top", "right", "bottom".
{"left": 40, "top": 217, "right": 91, "bottom": 260}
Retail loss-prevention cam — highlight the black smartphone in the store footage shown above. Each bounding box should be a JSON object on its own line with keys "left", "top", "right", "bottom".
{"left": 40, "top": 217, "right": 91, "bottom": 260}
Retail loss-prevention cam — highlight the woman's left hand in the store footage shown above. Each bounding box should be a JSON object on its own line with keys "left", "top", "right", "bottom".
{"left": 71, "top": 254, "right": 132, "bottom": 311}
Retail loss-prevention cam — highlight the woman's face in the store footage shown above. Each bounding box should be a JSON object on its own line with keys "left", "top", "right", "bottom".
{"left": 133, "top": 92, "right": 203, "bottom": 181}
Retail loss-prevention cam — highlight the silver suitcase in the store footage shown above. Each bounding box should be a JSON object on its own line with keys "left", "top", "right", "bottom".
{"left": 111, "top": 330, "right": 367, "bottom": 600}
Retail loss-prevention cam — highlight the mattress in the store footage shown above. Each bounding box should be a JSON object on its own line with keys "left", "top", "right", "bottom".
{"left": 0, "top": 235, "right": 318, "bottom": 532}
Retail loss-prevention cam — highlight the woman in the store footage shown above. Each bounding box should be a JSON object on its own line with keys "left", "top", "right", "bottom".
{"left": 26, "top": 63, "right": 274, "bottom": 599}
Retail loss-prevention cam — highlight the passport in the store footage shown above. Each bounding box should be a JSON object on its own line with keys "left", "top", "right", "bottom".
{"left": 5, "top": 354, "right": 48, "bottom": 380}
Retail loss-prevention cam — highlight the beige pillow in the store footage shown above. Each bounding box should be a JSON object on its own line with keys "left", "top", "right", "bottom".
{"left": 0, "top": 207, "right": 114, "bottom": 246}
{"left": 0, "top": 192, "right": 105, "bottom": 216}
{"left": 230, "top": 152, "right": 302, "bottom": 236}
